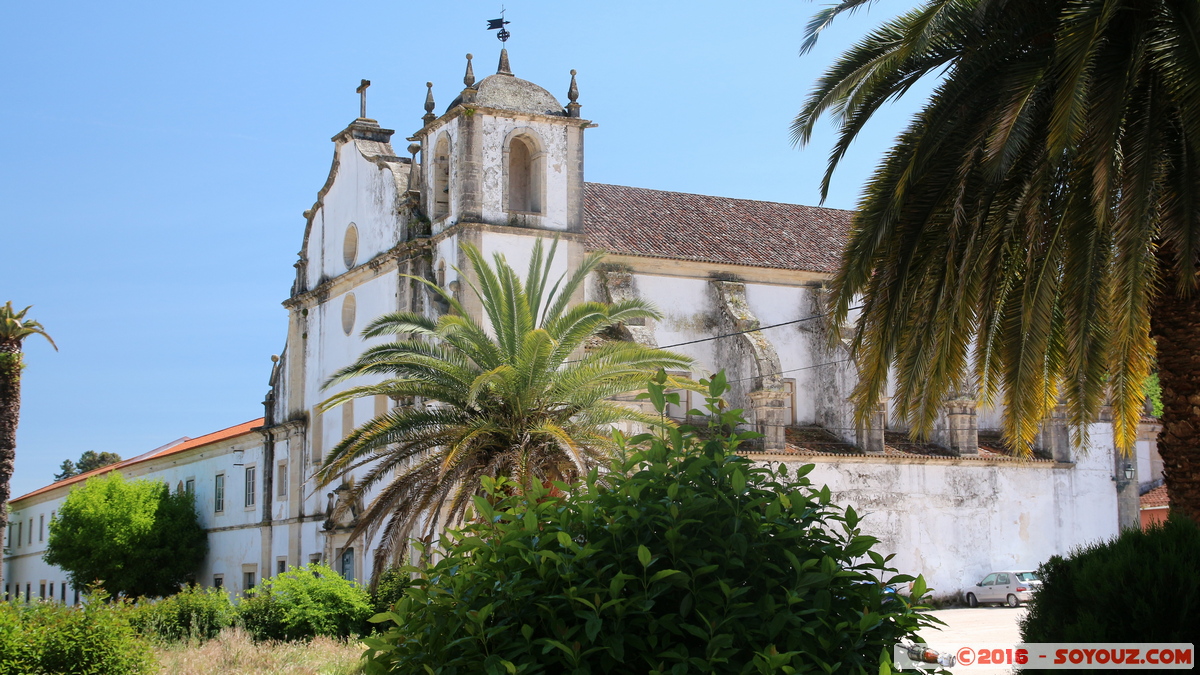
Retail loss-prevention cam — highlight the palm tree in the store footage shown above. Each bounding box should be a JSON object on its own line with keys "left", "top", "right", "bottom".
{"left": 1, "top": 302, "right": 57, "bottom": 585}
{"left": 793, "top": 0, "right": 1200, "bottom": 520}
{"left": 316, "top": 239, "right": 694, "bottom": 576}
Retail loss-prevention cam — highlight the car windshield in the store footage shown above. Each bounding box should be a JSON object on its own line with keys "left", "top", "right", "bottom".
{"left": 1015, "top": 572, "right": 1040, "bottom": 582}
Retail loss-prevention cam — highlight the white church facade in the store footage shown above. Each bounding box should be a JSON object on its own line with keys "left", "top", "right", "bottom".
{"left": 5, "top": 49, "right": 1150, "bottom": 602}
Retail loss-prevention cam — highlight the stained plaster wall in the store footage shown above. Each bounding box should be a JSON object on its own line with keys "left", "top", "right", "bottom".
{"left": 771, "top": 422, "right": 1119, "bottom": 599}
{"left": 479, "top": 116, "right": 572, "bottom": 230}
{"left": 306, "top": 140, "right": 405, "bottom": 289}
{"left": 605, "top": 272, "right": 827, "bottom": 422}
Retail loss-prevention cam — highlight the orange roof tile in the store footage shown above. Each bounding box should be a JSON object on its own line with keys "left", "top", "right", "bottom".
{"left": 1140, "top": 485, "right": 1169, "bottom": 510}
{"left": 13, "top": 418, "right": 263, "bottom": 503}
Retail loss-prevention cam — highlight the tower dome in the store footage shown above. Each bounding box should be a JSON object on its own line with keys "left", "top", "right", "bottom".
{"left": 447, "top": 49, "right": 566, "bottom": 116}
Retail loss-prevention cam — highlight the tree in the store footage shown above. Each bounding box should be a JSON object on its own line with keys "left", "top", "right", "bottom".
{"left": 0, "top": 302, "right": 56, "bottom": 588}
{"left": 53, "top": 451, "right": 123, "bottom": 481}
{"left": 362, "top": 374, "right": 938, "bottom": 674}
{"left": 317, "top": 238, "right": 694, "bottom": 579}
{"left": 794, "top": 0, "right": 1200, "bottom": 520}
{"left": 44, "top": 472, "right": 208, "bottom": 598}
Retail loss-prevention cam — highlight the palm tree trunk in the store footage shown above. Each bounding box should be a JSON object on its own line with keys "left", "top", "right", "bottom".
{"left": 1150, "top": 263, "right": 1200, "bottom": 524}
{"left": 0, "top": 345, "right": 22, "bottom": 587}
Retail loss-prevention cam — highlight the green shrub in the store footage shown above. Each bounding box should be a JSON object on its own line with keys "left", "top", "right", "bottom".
{"left": 45, "top": 472, "right": 208, "bottom": 599}
{"left": 1020, "top": 516, "right": 1200, "bottom": 653}
{"left": 362, "top": 373, "right": 939, "bottom": 675}
{"left": 370, "top": 566, "right": 409, "bottom": 616}
{"left": 0, "top": 591, "right": 155, "bottom": 675}
{"left": 238, "top": 564, "right": 373, "bottom": 641}
{"left": 128, "top": 584, "right": 235, "bottom": 642}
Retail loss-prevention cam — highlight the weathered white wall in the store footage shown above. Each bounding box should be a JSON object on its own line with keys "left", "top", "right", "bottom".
{"left": 771, "top": 423, "right": 1119, "bottom": 600}
{"left": 479, "top": 118, "right": 572, "bottom": 230}
{"left": 306, "top": 140, "right": 404, "bottom": 289}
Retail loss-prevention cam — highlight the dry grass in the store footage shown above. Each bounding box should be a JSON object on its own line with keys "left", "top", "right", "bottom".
{"left": 153, "top": 627, "right": 365, "bottom": 675}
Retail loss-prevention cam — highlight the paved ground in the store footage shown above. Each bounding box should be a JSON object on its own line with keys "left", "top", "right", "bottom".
{"left": 915, "top": 607, "right": 1028, "bottom": 673}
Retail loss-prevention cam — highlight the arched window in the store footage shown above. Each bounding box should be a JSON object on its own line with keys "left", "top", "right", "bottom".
{"left": 432, "top": 135, "right": 451, "bottom": 219}
{"left": 436, "top": 259, "right": 446, "bottom": 287}
{"left": 507, "top": 135, "right": 542, "bottom": 214}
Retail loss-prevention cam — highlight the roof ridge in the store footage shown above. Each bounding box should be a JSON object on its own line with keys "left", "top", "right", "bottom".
{"left": 11, "top": 418, "right": 264, "bottom": 504}
{"left": 583, "top": 181, "right": 855, "bottom": 213}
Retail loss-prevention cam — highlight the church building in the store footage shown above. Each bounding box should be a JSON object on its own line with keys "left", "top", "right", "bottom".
{"left": 4, "top": 48, "right": 1148, "bottom": 602}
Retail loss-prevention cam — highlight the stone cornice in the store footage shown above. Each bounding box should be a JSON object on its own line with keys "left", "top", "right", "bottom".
{"left": 599, "top": 254, "right": 834, "bottom": 287}
{"left": 283, "top": 240, "right": 432, "bottom": 310}
{"left": 411, "top": 105, "right": 594, "bottom": 141}
{"left": 429, "top": 220, "right": 588, "bottom": 247}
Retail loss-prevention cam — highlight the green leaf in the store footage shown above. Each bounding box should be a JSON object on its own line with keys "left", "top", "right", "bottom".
{"left": 638, "top": 545, "right": 652, "bottom": 568}
{"left": 731, "top": 469, "right": 746, "bottom": 493}
{"left": 650, "top": 569, "right": 683, "bottom": 582}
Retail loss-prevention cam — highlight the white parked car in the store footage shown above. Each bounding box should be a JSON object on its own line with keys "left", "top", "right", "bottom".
{"left": 965, "top": 570, "right": 1041, "bottom": 607}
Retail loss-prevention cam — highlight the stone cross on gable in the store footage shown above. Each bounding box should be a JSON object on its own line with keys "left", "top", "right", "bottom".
{"left": 356, "top": 79, "right": 371, "bottom": 119}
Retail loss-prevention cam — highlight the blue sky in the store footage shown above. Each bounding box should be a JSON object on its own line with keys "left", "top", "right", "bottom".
{"left": 2, "top": 0, "right": 928, "bottom": 497}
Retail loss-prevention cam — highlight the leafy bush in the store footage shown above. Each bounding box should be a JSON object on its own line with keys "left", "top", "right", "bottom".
{"left": 238, "top": 564, "right": 373, "bottom": 641}
{"left": 0, "top": 591, "right": 155, "bottom": 675}
{"left": 128, "top": 584, "right": 235, "bottom": 642}
{"left": 45, "top": 472, "right": 208, "bottom": 598}
{"left": 370, "top": 566, "right": 409, "bottom": 616}
{"left": 1020, "top": 516, "right": 1200, "bottom": 651}
{"left": 363, "top": 373, "right": 938, "bottom": 674}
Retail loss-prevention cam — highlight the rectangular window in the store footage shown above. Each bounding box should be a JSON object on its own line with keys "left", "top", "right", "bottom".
{"left": 214, "top": 474, "right": 225, "bottom": 513}
{"left": 185, "top": 479, "right": 195, "bottom": 495}
{"left": 277, "top": 558, "right": 287, "bottom": 575}
{"left": 311, "top": 406, "right": 324, "bottom": 466}
{"left": 39, "top": 583, "right": 45, "bottom": 600}
{"left": 28, "top": 519, "right": 33, "bottom": 545}
{"left": 61, "top": 583, "right": 66, "bottom": 603}
{"left": 245, "top": 466, "right": 256, "bottom": 507}
{"left": 73, "top": 587, "right": 79, "bottom": 605}
{"left": 276, "top": 462, "right": 288, "bottom": 499}
{"left": 244, "top": 571, "right": 255, "bottom": 591}
{"left": 213, "top": 575, "right": 224, "bottom": 589}
{"left": 783, "top": 379, "right": 797, "bottom": 426}
{"left": 16, "top": 522, "right": 21, "bottom": 548}
{"left": 4, "top": 584, "right": 8, "bottom": 601}
{"left": 6, "top": 523, "right": 12, "bottom": 547}
{"left": 49, "top": 583, "right": 54, "bottom": 600}
{"left": 26, "top": 584, "right": 31, "bottom": 602}
{"left": 39, "top": 514, "right": 44, "bottom": 542}
{"left": 342, "top": 402, "right": 354, "bottom": 440}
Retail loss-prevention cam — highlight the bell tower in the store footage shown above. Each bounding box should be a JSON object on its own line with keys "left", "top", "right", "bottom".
{"left": 413, "top": 49, "right": 592, "bottom": 235}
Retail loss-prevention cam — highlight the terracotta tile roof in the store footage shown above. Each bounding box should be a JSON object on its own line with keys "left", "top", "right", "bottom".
{"left": 583, "top": 183, "right": 852, "bottom": 273}
{"left": 1141, "top": 485, "right": 1169, "bottom": 509}
{"left": 13, "top": 418, "right": 263, "bottom": 503}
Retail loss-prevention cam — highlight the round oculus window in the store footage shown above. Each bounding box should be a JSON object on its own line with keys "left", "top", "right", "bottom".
{"left": 343, "top": 224, "right": 359, "bottom": 269}
{"left": 341, "top": 293, "right": 357, "bottom": 335}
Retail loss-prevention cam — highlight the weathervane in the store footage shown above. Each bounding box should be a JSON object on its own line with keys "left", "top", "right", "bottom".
{"left": 487, "top": 8, "right": 511, "bottom": 42}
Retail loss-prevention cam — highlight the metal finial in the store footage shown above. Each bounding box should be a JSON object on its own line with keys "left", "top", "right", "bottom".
{"left": 463, "top": 53, "right": 476, "bottom": 88}
{"left": 497, "top": 48, "right": 513, "bottom": 76}
{"left": 423, "top": 82, "right": 436, "bottom": 125}
{"left": 566, "top": 69, "right": 581, "bottom": 118}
